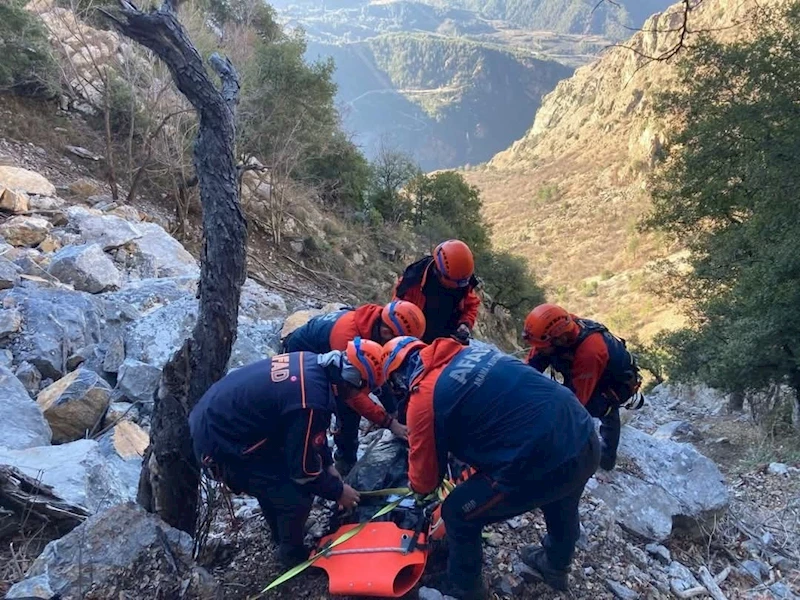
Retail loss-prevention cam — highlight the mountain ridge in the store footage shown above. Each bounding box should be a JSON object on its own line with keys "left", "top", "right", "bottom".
{"left": 463, "top": 0, "right": 770, "bottom": 340}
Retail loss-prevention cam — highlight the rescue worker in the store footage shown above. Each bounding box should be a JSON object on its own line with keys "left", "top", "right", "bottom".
{"left": 282, "top": 301, "right": 425, "bottom": 474}
{"left": 189, "top": 339, "right": 385, "bottom": 568}
{"left": 382, "top": 336, "right": 600, "bottom": 598}
{"left": 523, "top": 303, "right": 642, "bottom": 472}
{"left": 393, "top": 239, "right": 480, "bottom": 344}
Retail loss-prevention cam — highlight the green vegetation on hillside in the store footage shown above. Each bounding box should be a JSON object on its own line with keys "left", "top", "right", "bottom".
{"left": 644, "top": 2, "right": 800, "bottom": 429}
{"left": 271, "top": 0, "right": 672, "bottom": 39}
{"left": 0, "top": 0, "right": 57, "bottom": 96}
{"left": 364, "top": 146, "right": 544, "bottom": 323}
{"left": 307, "top": 32, "right": 571, "bottom": 169}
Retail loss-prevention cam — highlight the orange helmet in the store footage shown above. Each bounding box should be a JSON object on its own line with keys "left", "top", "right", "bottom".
{"left": 433, "top": 240, "right": 474, "bottom": 288}
{"left": 345, "top": 337, "right": 385, "bottom": 390}
{"left": 522, "top": 304, "right": 579, "bottom": 348}
{"left": 382, "top": 336, "right": 427, "bottom": 381}
{"left": 381, "top": 300, "right": 426, "bottom": 338}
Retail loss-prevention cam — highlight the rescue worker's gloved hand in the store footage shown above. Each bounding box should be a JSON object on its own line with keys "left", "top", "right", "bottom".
{"left": 338, "top": 484, "right": 361, "bottom": 510}
{"left": 453, "top": 323, "right": 471, "bottom": 344}
{"left": 389, "top": 419, "right": 408, "bottom": 440}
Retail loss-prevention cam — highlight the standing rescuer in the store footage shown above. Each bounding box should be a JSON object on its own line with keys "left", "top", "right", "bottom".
{"left": 382, "top": 336, "right": 600, "bottom": 599}
{"left": 188, "top": 339, "right": 385, "bottom": 568}
{"left": 522, "top": 303, "right": 643, "bottom": 472}
{"left": 281, "top": 301, "right": 425, "bottom": 473}
{"left": 393, "top": 239, "right": 480, "bottom": 344}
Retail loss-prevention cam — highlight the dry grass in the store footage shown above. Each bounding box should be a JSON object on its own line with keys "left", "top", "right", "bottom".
{"left": 464, "top": 153, "right": 683, "bottom": 341}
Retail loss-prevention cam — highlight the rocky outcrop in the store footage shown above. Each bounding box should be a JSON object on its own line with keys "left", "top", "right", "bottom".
{"left": 129, "top": 222, "right": 199, "bottom": 277}
{"left": 586, "top": 426, "right": 729, "bottom": 541}
{"left": 0, "top": 365, "right": 52, "bottom": 450}
{"left": 5, "top": 503, "right": 219, "bottom": 600}
{"left": 48, "top": 243, "right": 122, "bottom": 292}
{"left": 0, "top": 216, "right": 53, "bottom": 247}
{"left": 0, "top": 165, "right": 57, "bottom": 197}
{"left": 0, "top": 307, "right": 23, "bottom": 338}
{"left": 0, "top": 438, "right": 138, "bottom": 512}
{"left": 37, "top": 368, "right": 112, "bottom": 443}
{"left": 1, "top": 287, "right": 106, "bottom": 379}
{"left": 0, "top": 258, "right": 22, "bottom": 289}
{"left": 15, "top": 360, "right": 43, "bottom": 395}
{"left": 1, "top": 187, "right": 30, "bottom": 213}
{"left": 116, "top": 358, "right": 162, "bottom": 408}
{"left": 66, "top": 206, "right": 142, "bottom": 250}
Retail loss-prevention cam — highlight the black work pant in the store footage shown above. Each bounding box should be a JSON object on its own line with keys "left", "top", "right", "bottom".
{"left": 441, "top": 435, "right": 600, "bottom": 588}
{"left": 201, "top": 450, "right": 313, "bottom": 560}
{"left": 599, "top": 406, "right": 621, "bottom": 471}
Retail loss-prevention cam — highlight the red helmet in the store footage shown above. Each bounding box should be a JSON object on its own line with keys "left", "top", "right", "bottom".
{"left": 522, "top": 304, "right": 579, "bottom": 348}
{"left": 345, "top": 337, "right": 385, "bottom": 389}
{"left": 382, "top": 336, "right": 427, "bottom": 381}
{"left": 381, "top": 300, "right": 426, "bottom": 338}
{"left": 433, "top": 240, "right": 474, "bottom": 289}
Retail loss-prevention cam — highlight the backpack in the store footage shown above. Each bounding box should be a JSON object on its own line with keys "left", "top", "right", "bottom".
{"left": 574, "top": 319, "right": 644, "bottom": 410}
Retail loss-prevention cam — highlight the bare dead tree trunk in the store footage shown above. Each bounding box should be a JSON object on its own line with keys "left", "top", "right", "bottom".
{"left": 104, "top": 0, "right": 247, "bottom": 534}
{"left": 102, "top": 68, "right": 120, "bottom": 202}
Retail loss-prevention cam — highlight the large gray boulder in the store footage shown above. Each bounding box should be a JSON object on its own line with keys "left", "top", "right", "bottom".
{"left": 15, "top": 360, "right": 43, "bottom": 396}
{"left": 0, "top": 307, "right": 22, "bottom": 338}
{"left": 1, "top": 287, "right": 106, "bottom": 379}
{"left": 586, "top": 426, "right": 729, "bottom": 541}
{"left": 129, "top": 222, "right": 199, "bottom": 277}
{"left": 102, "top": 275, "right": 197, "bottom": 314}
{"left": 0, "top": 365, "right": 52, "bottom": 449}
{"left": 5, "top": 503, "right": 219, "bottom": 600}
{"left": 48, "top": 243, "right": 121, "bottom": 293}
{"left": 0, "top": 438, "right": 137, "bottom": 512}
{"left": 120, "top": 281, "right": 288, "bottom": 373}
{"left": 0, "top": 258, "right": 22, "bottom": 289}
{"left": 66, "top": 206, "right": 142, "bottom": 250}
{"left": 239, "top": 277, "right": 288, "bottom": 321}
{"left": 229, "top": 321, "right": 282, "bottom": 369}
{"left": 37, "top": 369, "right": 112, "bottom": 443}
{"left": 124, "top": 295, "right": 197, "bottom": 367}
{"left": 116, "top": 358, "right": 162, "bottom": 407}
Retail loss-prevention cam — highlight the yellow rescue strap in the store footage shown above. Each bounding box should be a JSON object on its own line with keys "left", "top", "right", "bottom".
{"left": 250, "top": 481, "right": 453, "bottom": 598}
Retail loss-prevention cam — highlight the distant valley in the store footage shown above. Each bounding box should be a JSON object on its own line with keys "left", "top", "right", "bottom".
{"left": 270, "top": 0, "right": 673, "bottom": 169}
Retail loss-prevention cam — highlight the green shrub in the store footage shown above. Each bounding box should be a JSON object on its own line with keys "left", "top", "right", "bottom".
{"left": 0, "top": 0, "right": 58, "bottom": 96}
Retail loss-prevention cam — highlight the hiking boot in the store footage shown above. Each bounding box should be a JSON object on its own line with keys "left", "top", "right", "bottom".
{"left": 599, "top": 453, "right": 617, "bottom": 471}
{"left": 520, "top": 545, "right": 569, "bottom": 591}
{"left": 277, "top": 544, "right": 310, "bottom": 569}
{"left": 426, "top": 573, "right": 489, "bottom": 600}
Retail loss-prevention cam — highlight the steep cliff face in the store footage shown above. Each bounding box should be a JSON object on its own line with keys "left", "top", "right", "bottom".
{"left": 465, "top": 0, "right": 769, "bottom": 340}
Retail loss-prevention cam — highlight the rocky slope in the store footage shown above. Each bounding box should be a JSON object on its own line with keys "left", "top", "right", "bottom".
{"left": 464, "top": 0, "right": 770, "bottom": 340}
{"left": 1, "top": 161, "right": 799, "bottom": 599}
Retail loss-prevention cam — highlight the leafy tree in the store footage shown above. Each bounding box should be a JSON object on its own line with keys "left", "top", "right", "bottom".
{"left": 475, "top": 250, "right": 545, "bottom": 323}
{"left": 238, "top": 31, "right": 338, "bottom": 172}
{"left": 408, "top": 170, "right": 491, "bottom": 254}
{"left": 299, "top": 132, "right": 372, "bottom": 209}
{"left": 0, "top": 0, "right": 57, "bottom": 95}
{"left": 643, "top": 3, "right": 800, "bottom": 425}
{"left": 367, "top": 144, "right": 419, "bottom": 223}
